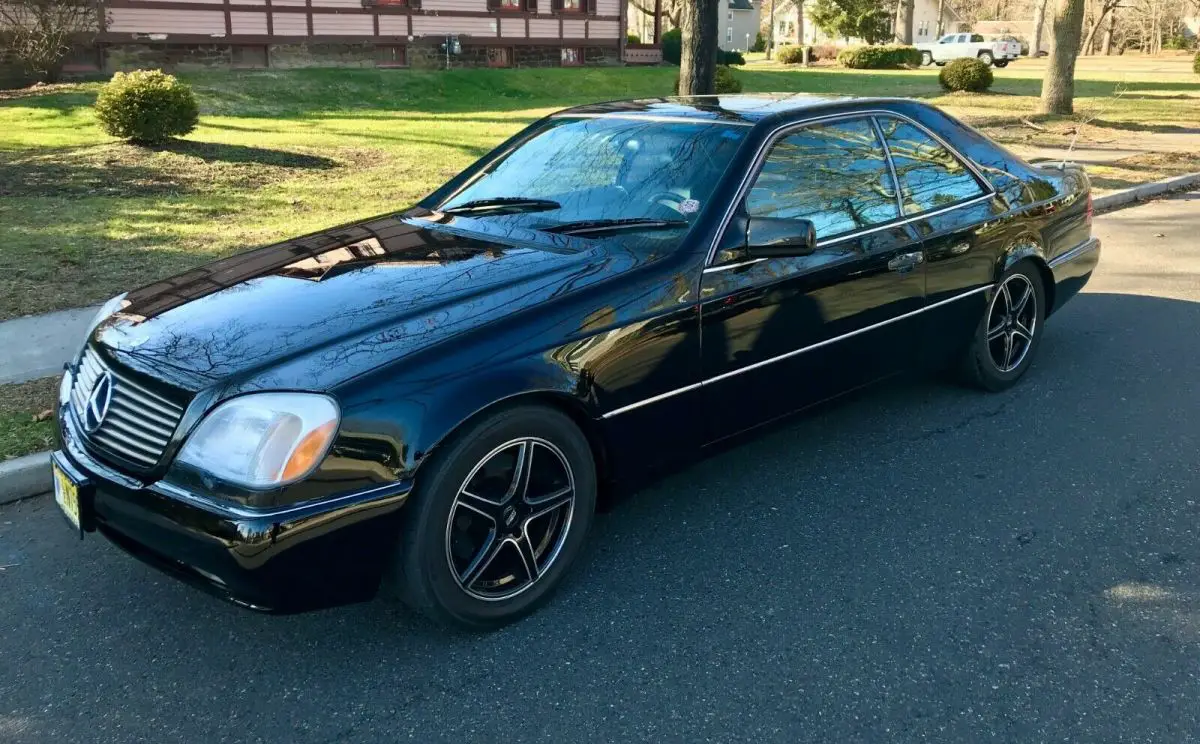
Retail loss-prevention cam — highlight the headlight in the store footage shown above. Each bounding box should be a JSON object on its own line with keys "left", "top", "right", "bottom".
{"left": 175, "top": 393, "right": 340, "bottom": 489}
{"left": 83, "top": 293, "right": 128, "bottom": 345}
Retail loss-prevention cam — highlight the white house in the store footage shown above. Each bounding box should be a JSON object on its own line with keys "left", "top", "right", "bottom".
{"left": 768, "top": 0, "right": 962, "bottom": 47}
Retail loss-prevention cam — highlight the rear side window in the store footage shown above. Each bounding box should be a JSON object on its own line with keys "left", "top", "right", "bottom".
{"left": 745, "top": 118, "right": 900, "bottom": 239}
{"left": 971, "top": 33, "right": 985, "bottom": 42}
{"left": 876, "top": 117, "right": 987, "bottom": 215}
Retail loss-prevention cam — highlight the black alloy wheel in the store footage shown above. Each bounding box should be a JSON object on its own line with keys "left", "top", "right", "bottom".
{"left": 388, "top": 405, "right": 596, "bottom": 628}
{"left": 961, "top": 261, "right": 1046, "bottom": 391}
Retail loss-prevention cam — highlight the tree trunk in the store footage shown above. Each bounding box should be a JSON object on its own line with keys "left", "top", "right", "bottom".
{"left": 1039, "top": 0, "right": 1086, "bottom": 114}
{"left": 1080, "top": 5, "right": 1111, "bottom": 55}
{"left": 1101, "top": 8, "right": 1115, "bottom": 54}
{"left": 896, "top": 0, "right": 914, "bottom": 43}
{"left": 1031, "top": 0, "right": 1048, "bottom": 55}
{"left": 679, "top": 0, "right": 719, "bottom": 95}
{"left": 936, "top": 0, "right": 946, "bottom": 36}
{"left": 796, "top": 0, "right": 804, "bottom": 44}
{"left": 767, "top": 0, "right": 777, "bottom": 58}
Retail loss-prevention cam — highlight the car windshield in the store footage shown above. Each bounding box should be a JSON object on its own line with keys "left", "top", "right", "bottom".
{"left": 437, "top": 116, "right": 749, "bottom": 230}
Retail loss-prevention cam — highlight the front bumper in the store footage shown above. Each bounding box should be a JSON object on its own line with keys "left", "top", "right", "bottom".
{"left": 56, "top": 413, "right": 411, "bottom": 612}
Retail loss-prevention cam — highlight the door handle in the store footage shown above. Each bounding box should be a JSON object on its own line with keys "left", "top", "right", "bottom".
{"left": 887, "top": 251, "right": 925, "bottom": 273}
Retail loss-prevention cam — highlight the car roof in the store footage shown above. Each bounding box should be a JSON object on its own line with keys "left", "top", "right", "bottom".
{"left": 556, "top": 94, "right": 911, "bottom": 126}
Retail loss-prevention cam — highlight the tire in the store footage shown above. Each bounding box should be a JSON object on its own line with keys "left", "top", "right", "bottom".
{"left": 960, "top": 262, "right": 1046, "bottom": 392}
{"left": 920, "top": 51, "right": 933, "bottom": 66}
{"left": 994, "top": 60, "right": 1009, "bottom": 68}
{"left": 978, "top": 51, "right": 995, "bottom": 65}
{"left": 388, "top": 404, "right": 597, "bottom": 629}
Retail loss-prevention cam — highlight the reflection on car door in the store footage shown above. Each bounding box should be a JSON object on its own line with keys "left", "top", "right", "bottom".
{"left": 699, "top": 117, "right": 925, "bottom": 443}
{"left": 875, "top": 114, "right": 1005, "bottom": 368}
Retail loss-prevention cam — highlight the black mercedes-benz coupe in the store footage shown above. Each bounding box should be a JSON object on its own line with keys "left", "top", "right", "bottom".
{"left": 52, "top": 94, "right": 1099, "bottom": 627}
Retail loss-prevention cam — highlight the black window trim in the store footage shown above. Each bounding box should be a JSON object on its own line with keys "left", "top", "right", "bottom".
{"left": 704, "top": 108, "right": 996, "bottom": 271}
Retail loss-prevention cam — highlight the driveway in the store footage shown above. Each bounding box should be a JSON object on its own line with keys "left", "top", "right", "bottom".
{"left": 2, "top": 194, "right": 1199, "bottom": 743}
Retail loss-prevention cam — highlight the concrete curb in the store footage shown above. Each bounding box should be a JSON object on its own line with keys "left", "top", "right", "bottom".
{"left": 1094, "top": 172, "right": 1200, "bottom": 213}
{"left": 0, "top": 451, "right": 51, "bottom": 506}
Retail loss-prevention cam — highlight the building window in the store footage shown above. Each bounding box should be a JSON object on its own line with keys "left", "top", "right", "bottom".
{"left": 778, "top": 20, "right": 786, "bottom": 34}
{"left": 561, "top": 46, "right": 582, "bottom": 65}
{"left": 231, "top": 45, "right": 268, "bottom": 69}
{"left": 726, "top": 26, "right": 732, "bottom": 43}
{"left": 487, "top": 47, "right": 511, "bottom": 67}
{"left": 376, "top": 45, "right": 407, "bottom": 67}
{"left": 500, "top": 0, "right": 522, "bottom": 8}
{"left": 375, "top": 0, "right": 408, "bottom": 5}
{"left": 561, "top": 0, "right": 583, "bottom": 10}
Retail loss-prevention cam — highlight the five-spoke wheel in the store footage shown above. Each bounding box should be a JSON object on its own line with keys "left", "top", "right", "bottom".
{"left": 986, "top": 273, "right": 1037, "bottom": 373}
{"left": 447, "top": 438, "right": 576, "bottom": 601}
{"left": 390, "top": 405, "right": 596, "bottom": 628}
{"left": 961, "top": 261, "right": 1046, "bottom": 391}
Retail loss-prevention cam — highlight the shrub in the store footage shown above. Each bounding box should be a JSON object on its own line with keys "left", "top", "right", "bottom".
{"left": 938, "top": 57, "right": 994, "bottom": 92}
{"left": 95, "top": 69, "right": 199, "bottom": 144}
{"left": 718, "top": 48, "right": 746, "bottom": 66}
{"left": 837, "top": 44, "right": 922, "bottom": 69}
{"left": 750, "top": 32, "right": 766, "bottom": 53}
{"left": 776, "top": 45, "right": 805, "bottom": 64}
{"left": 673, "top": 65, "right": 743, "bottom": 95}
{"left": 627, "top": 32, "right": 641, "bottom": 44}
{"left": 662, "top": 27, "right": 682, "bottom": 64}
{"left": 809, "top": 43, "right": 840, "bottom": 61}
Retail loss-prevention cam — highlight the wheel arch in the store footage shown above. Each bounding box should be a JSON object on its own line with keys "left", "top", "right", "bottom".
{"left": 1000, "top": 234, "right": 1056, "bottom": 315}
{"left": 415, "top": 387, "right": 613, "bottom": 508}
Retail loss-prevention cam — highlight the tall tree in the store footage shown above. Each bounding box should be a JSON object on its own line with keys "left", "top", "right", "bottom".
{"left": 810, "top": 0, "right": 892, "bottom": 42}
{"left": 1039, "top": 0, "right": 1087, "bottom": 114}
{"left": 1080, "top": 0, "right": 1121, "bottom": 53}
{"left": 1031, "top": 0, "right": 1049, "bottom": 55}
{"left": 1100, "top": 7, "right": 1116, "bottom": 53}
{"left": 679, "top": 0, "right": 719, "bottom": 96}
{"left": 896, "top": 0, "right": 915, "bottom": 42}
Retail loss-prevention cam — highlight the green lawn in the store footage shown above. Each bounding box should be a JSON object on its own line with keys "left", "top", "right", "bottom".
{"left": 0, "top": 377, "right": 57, "bottom": 461}
{"left": 2, "top": 60, "right": 1198, "bottom": 321}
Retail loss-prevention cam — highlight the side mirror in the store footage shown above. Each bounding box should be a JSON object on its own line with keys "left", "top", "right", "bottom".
{"left": 745, "top": 217, "right": 817, "bottom": 259}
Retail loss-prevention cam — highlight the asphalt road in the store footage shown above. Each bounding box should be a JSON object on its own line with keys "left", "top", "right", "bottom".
{"left": 3, "top": 194, "right": 1199, "bottom": 743}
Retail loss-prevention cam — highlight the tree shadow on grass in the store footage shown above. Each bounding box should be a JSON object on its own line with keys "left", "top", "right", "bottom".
{"left": 0, "top": 141, "right": 340, "bottom": 199}
{"left": 1087, "top": 119, "right": 1200, "bottom": 135}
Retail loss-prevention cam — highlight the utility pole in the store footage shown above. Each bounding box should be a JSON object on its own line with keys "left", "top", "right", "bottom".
{"left": 767, "top": 0, "right": 776, "bottom": 59}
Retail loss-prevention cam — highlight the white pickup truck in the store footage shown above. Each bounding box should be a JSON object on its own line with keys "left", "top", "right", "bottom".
{"left": 916, "top": 33, "right": 1022, "bottom": 68}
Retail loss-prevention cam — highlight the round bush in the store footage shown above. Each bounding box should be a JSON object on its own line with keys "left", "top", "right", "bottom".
{"left": 662, "top": 28, "right": 682, "bottom": 64}
{"left": 718, "top": 48, "right": 747, "bottom": 66}
{"left": 776, "top": 45, "right": 805, "bottom": 64}
{"left": 672, "top": 65, "right": 743, "bottom": 95}
{"left": 96, "top": 69, "right": 199, "bottom": 144}
{"left": 837, "top": 45, "right": 922, "bottom": 69}
{"left": 938, "top": 57, "right": 994, "bottom": 92}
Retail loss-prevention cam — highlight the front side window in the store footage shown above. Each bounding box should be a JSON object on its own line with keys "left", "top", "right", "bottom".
{"left": 744, "top": 118, "right": 900, "bottom": 240}
{"left": 876, "top": 117, "right": 987, "bottom": 214}
{"left": 439, "top": 117, "right": 748, "bottom": 230}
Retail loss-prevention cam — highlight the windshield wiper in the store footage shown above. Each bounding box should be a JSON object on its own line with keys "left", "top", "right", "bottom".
{"left": 441, "top": 197, "right": 561, "bottom": 215}
{"left": 543, "top": 218, "right": 690, "bottom": 236}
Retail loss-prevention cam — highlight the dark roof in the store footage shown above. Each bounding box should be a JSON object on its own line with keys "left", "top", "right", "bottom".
{"left": 558, "top": 94, "right": 894, "bottom": 125}
{"left": 729, "top": 0, "right": 754, "bottom": 9}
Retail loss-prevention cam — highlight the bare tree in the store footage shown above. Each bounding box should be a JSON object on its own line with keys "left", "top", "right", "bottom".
{"left": 1031, "top": 0, "right": 1049, "bottom": 54}
{"left": 1039, "top": 0, "right": 1086, "bottom": 114}
{"left": 896, "top": 0, "right": 915, "bottom": 42}
{"left": 1099, "top": 7, "right": 1116, "bottom": 52}
{"left": 679, "top": 0, "right": 719, "bottom": 95}
{"left": 1080, "top": 0, "right": 1120, "bottom": 53}
{"left": 0, "top": 0, "right": 100, "bottom": 83}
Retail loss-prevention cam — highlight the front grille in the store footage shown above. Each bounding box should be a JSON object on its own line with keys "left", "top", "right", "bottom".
{"left": 70, "top": 346, "right": 185, "bottom": 469}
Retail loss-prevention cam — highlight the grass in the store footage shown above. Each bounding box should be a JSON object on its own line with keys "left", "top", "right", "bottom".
{"left": 0, "top": 377, "right": 58, "bottom": 461}
{"left": 2, "top": 58, "right": 1198, "bottom": 320}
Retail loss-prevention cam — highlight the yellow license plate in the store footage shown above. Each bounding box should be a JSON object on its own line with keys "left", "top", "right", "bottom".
{"left": 53, "top": 462, "right": 81, "bottom": 530}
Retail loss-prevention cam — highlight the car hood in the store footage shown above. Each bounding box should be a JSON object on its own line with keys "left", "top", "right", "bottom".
{"left": 93, "top": 213, "right": 649, "bottom": 391}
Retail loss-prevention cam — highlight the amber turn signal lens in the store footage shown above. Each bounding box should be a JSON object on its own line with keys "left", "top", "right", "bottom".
{"left": 281, "top": 420, "right": 338, "bottom": 481}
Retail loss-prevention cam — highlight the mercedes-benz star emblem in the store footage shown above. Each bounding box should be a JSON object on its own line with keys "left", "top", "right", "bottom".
{"left": 82, "top": 372, "right": 114, "bottom": 433}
